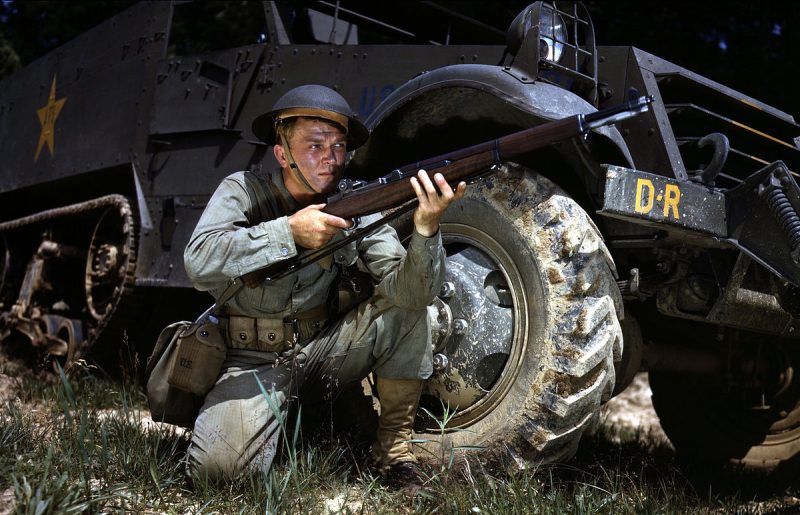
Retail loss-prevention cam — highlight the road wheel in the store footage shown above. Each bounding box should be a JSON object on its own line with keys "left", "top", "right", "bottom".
{"left": 415, "top": 162, "right": 623, "bottom": 467}
{"left": 650, "top": 344, "right": 800, "bottom": 470}
{"left": 83, "top": 199, "right": 138, "bottom": 361}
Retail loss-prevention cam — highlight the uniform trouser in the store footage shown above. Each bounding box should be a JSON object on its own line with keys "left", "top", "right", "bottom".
{"left": 186, "top": 296, "right": 433, "bottom": 482}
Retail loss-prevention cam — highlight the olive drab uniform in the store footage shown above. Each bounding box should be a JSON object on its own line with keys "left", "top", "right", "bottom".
{"left": 183, "top": 168, "right": 444, "bottom": 481}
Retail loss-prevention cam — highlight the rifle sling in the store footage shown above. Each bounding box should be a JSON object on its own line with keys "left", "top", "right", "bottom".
{"left": 244, "top": 200, "right": 418, "bottom": 285}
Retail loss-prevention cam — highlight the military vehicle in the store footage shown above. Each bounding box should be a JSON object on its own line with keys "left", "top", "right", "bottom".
{"left": 1, "top": 1, "right": 798, "bottom": 470}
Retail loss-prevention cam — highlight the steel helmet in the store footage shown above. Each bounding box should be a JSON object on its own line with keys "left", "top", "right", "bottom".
{"left": 251, "top": 84, "right": 369, "bottom": 149}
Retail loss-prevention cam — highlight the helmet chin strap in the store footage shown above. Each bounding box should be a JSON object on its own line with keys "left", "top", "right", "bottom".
{"left": 279, "top": 133, "right": 317, "bottom": 194}
{"left": 280, "top": 132, "right": 334, "bottom": 269}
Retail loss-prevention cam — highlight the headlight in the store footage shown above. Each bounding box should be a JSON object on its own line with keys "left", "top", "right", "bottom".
{"left": 506, "top": 2, "right": 568, "bottom": 63}
{"left": 538, "top": 4, "right": 567, "bottom": 62}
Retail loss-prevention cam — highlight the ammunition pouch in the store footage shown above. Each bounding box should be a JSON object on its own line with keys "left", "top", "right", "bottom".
{"left": 222, "top": 303, "right": 329, "bottom": 352}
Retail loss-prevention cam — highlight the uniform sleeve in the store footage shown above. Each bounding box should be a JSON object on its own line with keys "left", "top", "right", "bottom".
{"left": 358, "top": 216, "right": 445, "bottom": 310}
{"left": 184, "top": 173, "right": 297, "bottom": 291}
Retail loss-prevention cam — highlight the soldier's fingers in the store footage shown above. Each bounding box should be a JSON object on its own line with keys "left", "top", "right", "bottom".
{"left": 297, "top": 204, "right": 327, "bottom": 227}
{"left": 318, "top": 222, "right": 340, "bottom": 239}
{"left": 453, "top": 181, "right": 467, "bottom": 201}
{"left": 323, "top": 213, "right": 353, "bottom": 229}
{"left": 304, "top": 203, "right": 327, "bottom": 212}
{"left": 433, "top": 173, "right": 454, "bottom": 199}
{"left": 410, "top": 177, "right": 431, "bottom": 209}
{"left": 417, "top": 170, "right": 438, "bottom": 196}
{"left": 410, "top": 176, "right": 422, "bottom": 198}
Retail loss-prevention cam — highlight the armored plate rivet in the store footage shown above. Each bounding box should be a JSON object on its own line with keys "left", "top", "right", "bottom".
{"left": 239, "top": 332, "right": 247, "bottom": 341}
{"left": 268, "top": 333, "right": 276, "bottom": 341}
{"left": 200, "top": 330, "right": 208, "bottom": 337}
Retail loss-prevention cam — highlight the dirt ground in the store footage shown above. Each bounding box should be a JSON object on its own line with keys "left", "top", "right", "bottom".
{"left": 599, "top": 371, "right": 670, "bottom": 445}
{"left": 0, "top": 355, "right": 26, "bottom": 404}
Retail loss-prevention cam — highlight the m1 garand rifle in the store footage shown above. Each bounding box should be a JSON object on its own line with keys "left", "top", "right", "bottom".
{"left": 242, "top": 94, "right": 653, "bottom": 288}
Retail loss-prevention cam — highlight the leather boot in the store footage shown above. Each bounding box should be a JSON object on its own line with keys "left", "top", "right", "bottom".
{"left": 372, "top": 377, "right": 424, "bottom": 473}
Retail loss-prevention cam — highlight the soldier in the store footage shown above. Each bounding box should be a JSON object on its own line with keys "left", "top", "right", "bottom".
{"left": 183, "top": 84, "right": 466, "bottom": 488}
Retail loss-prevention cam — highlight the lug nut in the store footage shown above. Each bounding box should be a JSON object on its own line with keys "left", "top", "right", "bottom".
{"left": 439, "top": 282, "right": 455, "bottom": 299}
{"left": 453, "top": 318, "right": 468, "bottom": 335}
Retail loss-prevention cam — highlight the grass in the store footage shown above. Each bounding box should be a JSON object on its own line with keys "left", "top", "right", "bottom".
{"left": 1, "top": 351, "right": 798, "bottom": 514}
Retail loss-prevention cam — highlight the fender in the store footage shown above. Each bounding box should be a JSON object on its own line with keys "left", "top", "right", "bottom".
{"left": 349, "top": 64, "right": 634, "bottom": 192}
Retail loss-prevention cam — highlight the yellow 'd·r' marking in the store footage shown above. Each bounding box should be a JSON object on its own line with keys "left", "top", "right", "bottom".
{"left": 663, "top": 183, "right": 681, "bottom": 219}
{"left": 34, "top": 75, "right": 67, "bottom": 162}
{"left": 634, "top": 178, "right": 654, "bottom": 214}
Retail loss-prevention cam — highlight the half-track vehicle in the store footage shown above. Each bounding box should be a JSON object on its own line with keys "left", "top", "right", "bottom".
{"left": 1, "top": 1, "right": 798, "bottom": 470}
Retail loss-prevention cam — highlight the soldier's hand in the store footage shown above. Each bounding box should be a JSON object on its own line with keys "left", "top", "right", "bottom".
{"left": 410, "top": 170, "right": 466, "bottom": 237}
{"left": 288, "top": 204, "right": 352, "bottom": 249}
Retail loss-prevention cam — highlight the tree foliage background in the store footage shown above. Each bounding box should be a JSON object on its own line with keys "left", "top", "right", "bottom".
{"left": 0, "top": 0, "right": 797, "bottom": 117}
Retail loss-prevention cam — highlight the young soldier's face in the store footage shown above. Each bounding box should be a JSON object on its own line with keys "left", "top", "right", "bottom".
{"left": 279, "top": 117, "right": 347, "bottom": 195}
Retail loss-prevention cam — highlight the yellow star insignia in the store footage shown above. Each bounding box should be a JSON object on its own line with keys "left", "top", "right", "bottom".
{"left": 35, "top": 75, "right": 67, "bottom": 162}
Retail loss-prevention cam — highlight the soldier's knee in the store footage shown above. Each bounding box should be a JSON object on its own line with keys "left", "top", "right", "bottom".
{"left": 379, "top": 305, "right": 431, "bottom": 351}
{"left": 186, "top": 424, "right": 280, "bottom": 484}
{"left": 186, "top": 446, "right": 239, "bottom": 483}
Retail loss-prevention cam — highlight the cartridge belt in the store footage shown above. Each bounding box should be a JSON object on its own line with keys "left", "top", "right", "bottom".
{"left": 220, "top": 304, "right": 329, "bottom": 353}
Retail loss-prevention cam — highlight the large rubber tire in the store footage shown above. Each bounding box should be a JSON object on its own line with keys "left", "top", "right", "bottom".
{"left": 650, "top": 346, "right": 800, "bottom": 470}
{"left": 414, "top": 162, "right": 623, "bottom": 467}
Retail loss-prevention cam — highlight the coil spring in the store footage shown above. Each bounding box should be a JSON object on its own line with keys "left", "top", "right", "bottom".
{"left": 765, "top": 186, "right": 800, "bottom": 250}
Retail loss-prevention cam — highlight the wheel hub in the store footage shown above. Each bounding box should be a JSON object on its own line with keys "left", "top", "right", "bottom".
{"left": 92, "top": 243, "right": 119, "bottom": 278}
{"left": 85, "top": 206, "right": 132, "bottom": 321}
{"left": 423, "top": 244, "right": 513, "bottom": 411}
